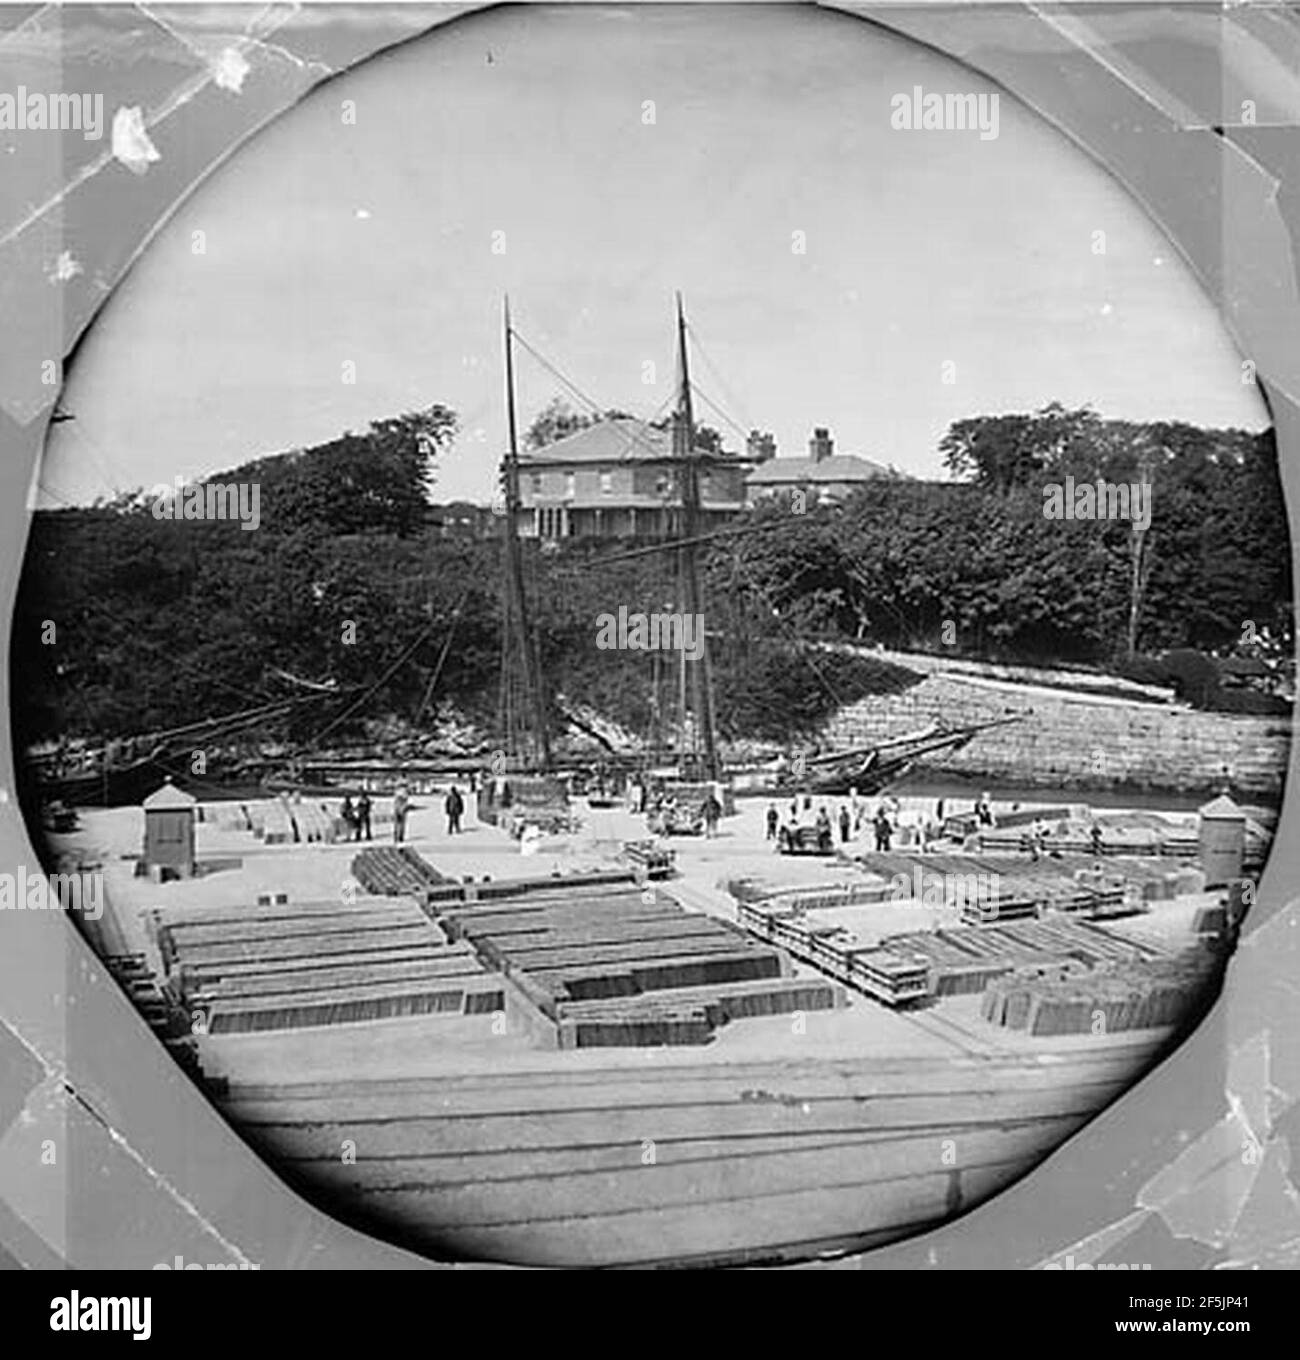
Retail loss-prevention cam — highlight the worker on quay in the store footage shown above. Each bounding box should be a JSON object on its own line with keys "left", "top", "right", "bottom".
{"left": 975, "top": 792, "right": 995, "bottom": 827}
{"left": 815, "top": 805, "right": 833, "bottom": 853}
{"left": 392, "top": 784, "right": 410, "bottom": 843}
{"left": 356, "top": 791, "right": 373, "bottom": 841}
{"left": 873, "top": 805, "right": 893, "bottom": 853}
{"left": 701, "top": 790, "right": 722, "bottom": 839}
{"left": 838, "top": 804, "right": 851, "bottom": 844}
{"left": 445, "top": 784, "right": 465, "bottom": 835}
{"left": 340, "top": 795, "right": 357, "bottom": 842}
{"left": 765, "top": 802, "right": 779, "bottom": 840}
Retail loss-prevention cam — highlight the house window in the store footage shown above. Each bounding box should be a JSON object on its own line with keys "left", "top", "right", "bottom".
{"left": 565, "top": 472, "right": 576, "bottom": 500}
{"left": 530, "top": 473, "right": 543, "bottom": 494}
{"left": 600, "top": 471, "right": 613, "bottom": 495}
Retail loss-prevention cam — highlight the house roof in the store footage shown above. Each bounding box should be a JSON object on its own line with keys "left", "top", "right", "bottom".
{"left": 142, "top": 778, "right": 197, "bottom": 811}
{"left": 518, "top": 419, "right": 736, "bottom": 466}
{"left": 746, "top": 453, "right": 900, "bottom": 485}
{"left": 1199, "top": 792, "right": 1244, "bottom": 819}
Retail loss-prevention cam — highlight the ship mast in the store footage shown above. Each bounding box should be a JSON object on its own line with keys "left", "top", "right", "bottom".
{"left": 499, "top": 296, "right": 553, "bottom": 771}
{"left": 673, "top": 293, "right": 721, "bottom": 783}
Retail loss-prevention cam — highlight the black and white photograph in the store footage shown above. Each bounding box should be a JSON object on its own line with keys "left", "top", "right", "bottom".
{"left": 2, "top": 0, "right": 1299, "bottom": 1303}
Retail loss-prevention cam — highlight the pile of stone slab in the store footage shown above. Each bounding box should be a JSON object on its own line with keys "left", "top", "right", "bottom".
{"left": 151, "top": 896, "right": 501, "bottom": 1035}
{"left": 728, "top": 878, "right": 891, "bottom": 912}
{"left": 980, "top": 949, "right": 1220, "bottom": 1036}
{"left": 351, "top": 846, "right": 448, "bottom": 898}
{"left": 555, "top": 977, "right": 839, "bottom": 1049}
{"left": 735, "top": 900, "right": 929, "bottom": 1006}
{"left": 878, "top": 916, "right": 1153, "bottom": 998}
{"left": 435, "top": 880, "right": 832, "bottom": 1047}
{"left": 289, "top": 802, "right": 338, "bottom": 844}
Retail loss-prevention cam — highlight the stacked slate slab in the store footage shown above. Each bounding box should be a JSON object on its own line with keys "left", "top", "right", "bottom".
{"left": 980, "top": 949, "right": 1220, "bottom": 1036}
{"left": 351, "top": 846, "right": 449, "bottom": 898}
{"left": 734, "top": 900, "right": 928, "bottom": 1006}
{"left": 432, "top": 880, "right": 837, "bottom": 1048}
{"left": 152, "top": 895, "right": 502, "bottom": 1035}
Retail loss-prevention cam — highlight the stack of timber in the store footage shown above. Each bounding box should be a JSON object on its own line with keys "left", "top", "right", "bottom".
{"left": 351, "top": 846, "right": 449, "bottom": 898}
{"left": 152, "top": 896, "right": 502, "bottom": 1034}
{"left": 980, "top": 947, "right": 1221, "bottom": 1036}
{"left": 432, "top": 879, "right": 829, "bottom": 1047}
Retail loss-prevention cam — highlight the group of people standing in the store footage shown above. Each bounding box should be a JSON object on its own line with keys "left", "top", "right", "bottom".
{"left": 338, "top": 791, "right": 373, "bottom": 841}
{"left": 766, "top": 788, "right": 908, "bottom": 848}
{"left": 767, "top": 792, "right": 995, "bottom": 854}
{"left": 337, "top": 784, "right": 415, "bottom": 844}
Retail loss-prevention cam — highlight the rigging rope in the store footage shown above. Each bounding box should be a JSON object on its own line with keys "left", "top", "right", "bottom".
{"left": 413, "top": 578, "right": 475, "bottom": 730}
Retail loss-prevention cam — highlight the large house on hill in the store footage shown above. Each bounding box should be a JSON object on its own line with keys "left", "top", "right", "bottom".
{"left": 509, "top": 421, "right": 904, "bottom": 541}
{"left": 514, "top": 417, "right": 748, "bottom": 541}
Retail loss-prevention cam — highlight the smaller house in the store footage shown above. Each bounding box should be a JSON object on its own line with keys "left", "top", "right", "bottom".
{"left": 746, "top": 427, "right": 902, "bottom": 505}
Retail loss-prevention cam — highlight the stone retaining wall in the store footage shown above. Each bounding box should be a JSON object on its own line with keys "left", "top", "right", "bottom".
{"left": 821, "top": 671, "right": 1291, "bottom": 797}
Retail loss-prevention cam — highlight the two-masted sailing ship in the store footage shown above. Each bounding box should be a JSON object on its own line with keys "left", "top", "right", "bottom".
{"left": 489, "top": 294, "right": 728, "bottom": 814}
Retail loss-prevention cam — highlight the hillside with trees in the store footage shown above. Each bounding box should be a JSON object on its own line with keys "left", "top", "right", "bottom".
{"left": 11, "top": 401, "right": 1291, "bottom": 759}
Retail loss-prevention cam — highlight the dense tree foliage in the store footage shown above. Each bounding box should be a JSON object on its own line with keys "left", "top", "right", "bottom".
{"left": 11, "top": 401, "right": 1291, "bottom": 754}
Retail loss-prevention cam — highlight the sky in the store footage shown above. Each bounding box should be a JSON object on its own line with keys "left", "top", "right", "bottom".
{"left": 42, "top": 2, "right": 1269, "bottom": 508}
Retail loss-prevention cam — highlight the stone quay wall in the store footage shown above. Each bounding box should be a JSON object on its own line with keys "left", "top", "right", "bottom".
{"left": 820, "top": 657, "right": 1291, "bottom": 798}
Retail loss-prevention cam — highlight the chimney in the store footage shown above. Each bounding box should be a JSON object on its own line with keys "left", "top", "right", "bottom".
{"left": 746, "top": 430, "right": 776, "bottom": 463}
{"left": 809, "top": 427, "right": 833, "bottom": 463}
